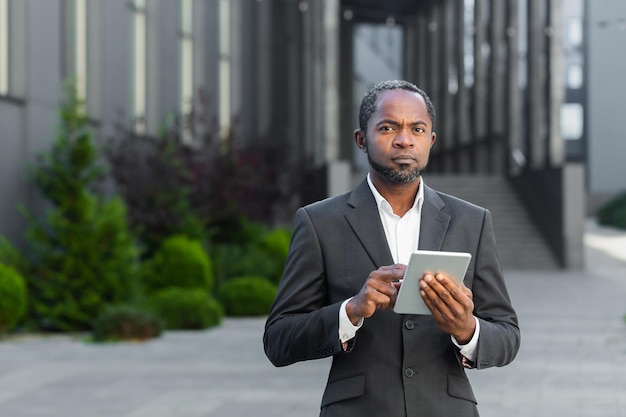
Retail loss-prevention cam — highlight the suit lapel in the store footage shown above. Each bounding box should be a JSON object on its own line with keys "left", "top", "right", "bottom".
{"left": 419, "top": 185, "right": 451, "bottom": 251}
{"left": 344, "top": 180, "right": 451, "bottom": 264}
{"left": 345, "top": 180, "right": 394, "bottom": 267}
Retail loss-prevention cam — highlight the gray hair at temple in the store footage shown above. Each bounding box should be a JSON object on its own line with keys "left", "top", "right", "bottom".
{"left": 358, "top": 80, "right": 436, "bottom": 135}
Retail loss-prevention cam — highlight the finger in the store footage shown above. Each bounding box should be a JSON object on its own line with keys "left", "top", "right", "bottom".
{"left": 434, "top": 274, "right": 472, "bottom": 305}
{"left": 364, "top": 282, "right": 397, "bottom": 308}
{"left": 420, "top": 275, "right": 451, "bottom": 313}
{"left": 460, "top": 283, "right": 473, "bottom": 299}
{"left": 376, "top": 264, "right": 407, "bottom": 283}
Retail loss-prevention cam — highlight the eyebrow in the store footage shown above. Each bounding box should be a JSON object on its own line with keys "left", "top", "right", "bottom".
{"left": 376, "top": 119, "right": 428, "bottom": 126}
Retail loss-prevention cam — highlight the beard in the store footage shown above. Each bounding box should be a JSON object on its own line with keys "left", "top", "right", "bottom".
{"left": 367, "top": 152, "right": 423, "bottom": 184}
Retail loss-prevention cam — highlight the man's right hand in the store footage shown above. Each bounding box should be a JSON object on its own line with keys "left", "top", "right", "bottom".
{"left": 345, "top": 264, "right": 406, "bottom": 325}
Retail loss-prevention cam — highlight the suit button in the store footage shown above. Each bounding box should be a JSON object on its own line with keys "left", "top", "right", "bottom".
{"left": 404, "top": 368, "right": 415, "bottom": 378}
{"left": 405, "top": 320, "right": 415, "bottom": 330}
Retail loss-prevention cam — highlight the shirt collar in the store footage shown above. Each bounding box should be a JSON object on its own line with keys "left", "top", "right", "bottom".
{"left": 366, "top": 173, "right": 425, "bottom": 215}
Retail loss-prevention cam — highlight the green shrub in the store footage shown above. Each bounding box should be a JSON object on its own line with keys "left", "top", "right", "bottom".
{"left": 213, "top": 243, "right": 278, "bottom": 286}
{"left": 21, "top": 82, "right": 139, "bottom": 331}
{"left": 257, "top": 227, "right": 291, "bottom": 283}
{"left": 147, "top": 287, "right": 222, "bottom": 330}
{"left": 92, "top": 305, "right": 163, "bottom": 342}
{"left": 140, "top": 235, "right": 213, "bottom": 294}
{"left": 0, "top": 237, "right": 27, "bottom": 273}
{"left": 212, "top": 224, "right": 292, "bottom": 286}
{"left": 217, "top": 276, "right": 277, "bottom": 317}
{"left": 0, "top": 264, "right": 28, "bottom": 333}
{"left": 597, "top": 191, "right": 626, "bottom": 230}
{"left": 105, "top": 133, "right": 207, "bottom": 255}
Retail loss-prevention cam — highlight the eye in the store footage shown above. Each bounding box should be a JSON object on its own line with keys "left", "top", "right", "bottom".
{"left": 413, "top": 127, "right": 426, "bottom": 133}
{"left": 379, "top": 125, "right": 394, "bottom": 132}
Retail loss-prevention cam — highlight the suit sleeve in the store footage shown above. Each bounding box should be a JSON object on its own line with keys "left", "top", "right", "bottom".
{"left": 263, "top": 207, "right": 344, "bottom": 367}
{"left": 471, "top": 209, "right": 521, "bottom": 369}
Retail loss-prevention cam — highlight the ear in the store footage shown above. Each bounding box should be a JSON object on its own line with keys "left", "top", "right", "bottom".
{"left": 354, "top": 129, "right": 367, "bottom": 152}
{"left": 430, "top": 131, "right": 437, "bottom": 148}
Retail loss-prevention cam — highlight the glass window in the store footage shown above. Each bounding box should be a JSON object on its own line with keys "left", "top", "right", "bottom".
{"left": 561, "top": 103, "right": 583, "bottom": 140}
{"left": 180, "top": 0, "right": 193, "bottom": 142}
{"left": 63, "top": 0, "right": 88, "bottom": 100}
{"left": 218, "top": 0, "right": 230, "bottom": 139}
{"left": 567, "top": 63, "right": 583, "bottom": 89}
{"left": 0, "top": 0, "right": 9, "bottom": 95}
{"left": 131, "top": 0, "right": 147, "bottom": 133}
{"left": 463, "top": 0, "right": 475, "bottom": 87}
{"left": 567, "top": 18, "right": 582, "bottom": 48}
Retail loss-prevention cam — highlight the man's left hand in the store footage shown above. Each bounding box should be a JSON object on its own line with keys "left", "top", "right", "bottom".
{"left": 419, "top": 274, "right": 475, "bottom": 344}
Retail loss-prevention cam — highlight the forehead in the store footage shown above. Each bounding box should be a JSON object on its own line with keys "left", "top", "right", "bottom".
{"left": 372, "top": 89, "right": 430, "bottom": 122}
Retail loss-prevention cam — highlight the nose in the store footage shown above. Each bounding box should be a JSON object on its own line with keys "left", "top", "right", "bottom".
{"left": 392, "top": 128, "right": 413, "bottom": 148}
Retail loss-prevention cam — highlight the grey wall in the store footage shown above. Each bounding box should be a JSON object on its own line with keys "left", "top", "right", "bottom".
{"left": 0, "top": 0, "right": 183, "bottom": 245}
{"left": 0, "top": 102, "right": 28, "bottom": 244}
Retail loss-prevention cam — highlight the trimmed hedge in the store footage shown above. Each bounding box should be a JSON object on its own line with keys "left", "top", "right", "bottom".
{"left": 146, "top": 287, "right": 222, "bottom": 330}
{"left": 140, "top": 235, "right": 214, "bottom": 294}
{"left": 217, "top": 276, "right": 277, "bottom": 317}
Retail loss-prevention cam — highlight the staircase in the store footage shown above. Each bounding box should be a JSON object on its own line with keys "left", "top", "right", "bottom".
{"left": 424, "top": 174, "right": 560, "bottom": 270}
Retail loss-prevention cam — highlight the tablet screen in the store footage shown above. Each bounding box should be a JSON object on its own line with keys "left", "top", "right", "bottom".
{"left": 393, "top": 250, "right": 471, "bottom": 315}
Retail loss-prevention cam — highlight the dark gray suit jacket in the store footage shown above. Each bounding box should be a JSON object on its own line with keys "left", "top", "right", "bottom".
{"left": 264, "top": 179, "right": 520, "bottom": 417}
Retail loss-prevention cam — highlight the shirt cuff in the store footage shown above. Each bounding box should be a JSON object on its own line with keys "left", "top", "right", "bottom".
{"left": 451, "top": 316, "right": 480, "bottom": 362}
{"left": 339, "top": 298, "right": 363, "bottom": 343}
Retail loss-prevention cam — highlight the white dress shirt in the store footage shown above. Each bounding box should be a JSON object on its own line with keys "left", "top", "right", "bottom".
{"left": 339, "top": 174, "right": 480, "bottom": 361}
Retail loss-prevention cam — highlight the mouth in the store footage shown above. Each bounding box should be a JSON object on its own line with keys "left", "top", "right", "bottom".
{"left": 392, "top": 155, "right": 416, "bottom": 164}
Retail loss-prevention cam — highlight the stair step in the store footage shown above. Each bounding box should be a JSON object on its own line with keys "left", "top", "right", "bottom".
{"left": 425, "top": 174, "right": 560, "bottom": 270}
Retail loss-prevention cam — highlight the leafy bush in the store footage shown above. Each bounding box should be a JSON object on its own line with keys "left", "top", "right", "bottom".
{"left": 0, "top": 237, "right": 27, "bottom": 273}
{"left": 217, "top": 276, "right": 277, "bottom": 317}
{"left": 21, "top": 81, "right": 139, "bottom": 331}
{"left": 146, "top": 287, "right": 222, "bottom": 330}
{"left": 212, "top": 220, "right": 291, "bottom": 286}
{"left": 0, "top": 264, "right": 28, "bottom": 333}
{"left": 140, "top": 235, "right": 213, "bottom": 294}
{"left": 257, "top": 227, "right": 291, "bottom": 283}
{"left": 92, "top": 305, "right": 163, "bottom": 342}
{"left": 597, "top": 191, "right": 626, "bottom": 230}
{"left": 104, "top": 133, "right": 206, "bottom": 254}
{"left": 213, "top": 243, "right": 278, "bottom": 287}
{"left": 105, "top": 92, "right": 313, "bottom": 253}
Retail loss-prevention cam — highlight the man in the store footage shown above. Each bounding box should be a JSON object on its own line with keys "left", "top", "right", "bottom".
{"left": 263, "top": 80, "right": 520, "bottom": 417}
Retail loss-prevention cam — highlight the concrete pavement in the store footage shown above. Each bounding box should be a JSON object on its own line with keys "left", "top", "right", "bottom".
{"left": 0, "top": 219, "right": 625, "bottom": 417}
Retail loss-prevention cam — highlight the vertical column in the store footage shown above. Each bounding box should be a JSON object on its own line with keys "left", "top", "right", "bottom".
{"left": 284, "top": 3, "right": 304, "bottom": 165}
{"left": 255, "top": 0, "right": 272, "bottom": 135}
{"left": 548, "top": 0, "right": 564, "bottom": 167}
{"left": 415, "top": 13, "right": 428, "bottom": 88}
{"left": 472, "top": 0, "right": 487, "bottom": 172}
{"left": 506, "top": 0, "right": 522, "bottom": 175}
{"left": 527, "top": 0, "right": 547, "bottom": 169}
{"left": 455, "top": 0, "right": 470, "bottom": 172}
{"left": 300, "top": 1, "right": 313, "bottom": 161}
{"left": 339, "top": 12, "right": 354, "bottom": 161}
{"left": 441, "top": 0, "right": 454, "bottom": 171}
{"left": 323, "top": 0, "right": 340, "bottom": 162}
{"left": 425, "top": 6, "right": 441, "bottom": 172}
{"left": 489, "top": 0, "right": 506, "bottom": 172}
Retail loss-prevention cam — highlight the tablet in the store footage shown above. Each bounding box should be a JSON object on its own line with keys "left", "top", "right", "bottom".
{"left": 393, "top": 250, "right": 471, "bottom": 315}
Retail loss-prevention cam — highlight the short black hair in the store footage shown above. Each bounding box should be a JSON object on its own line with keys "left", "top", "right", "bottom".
{"left": 358, "top": 80, "right": 436, "bottom": 134}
